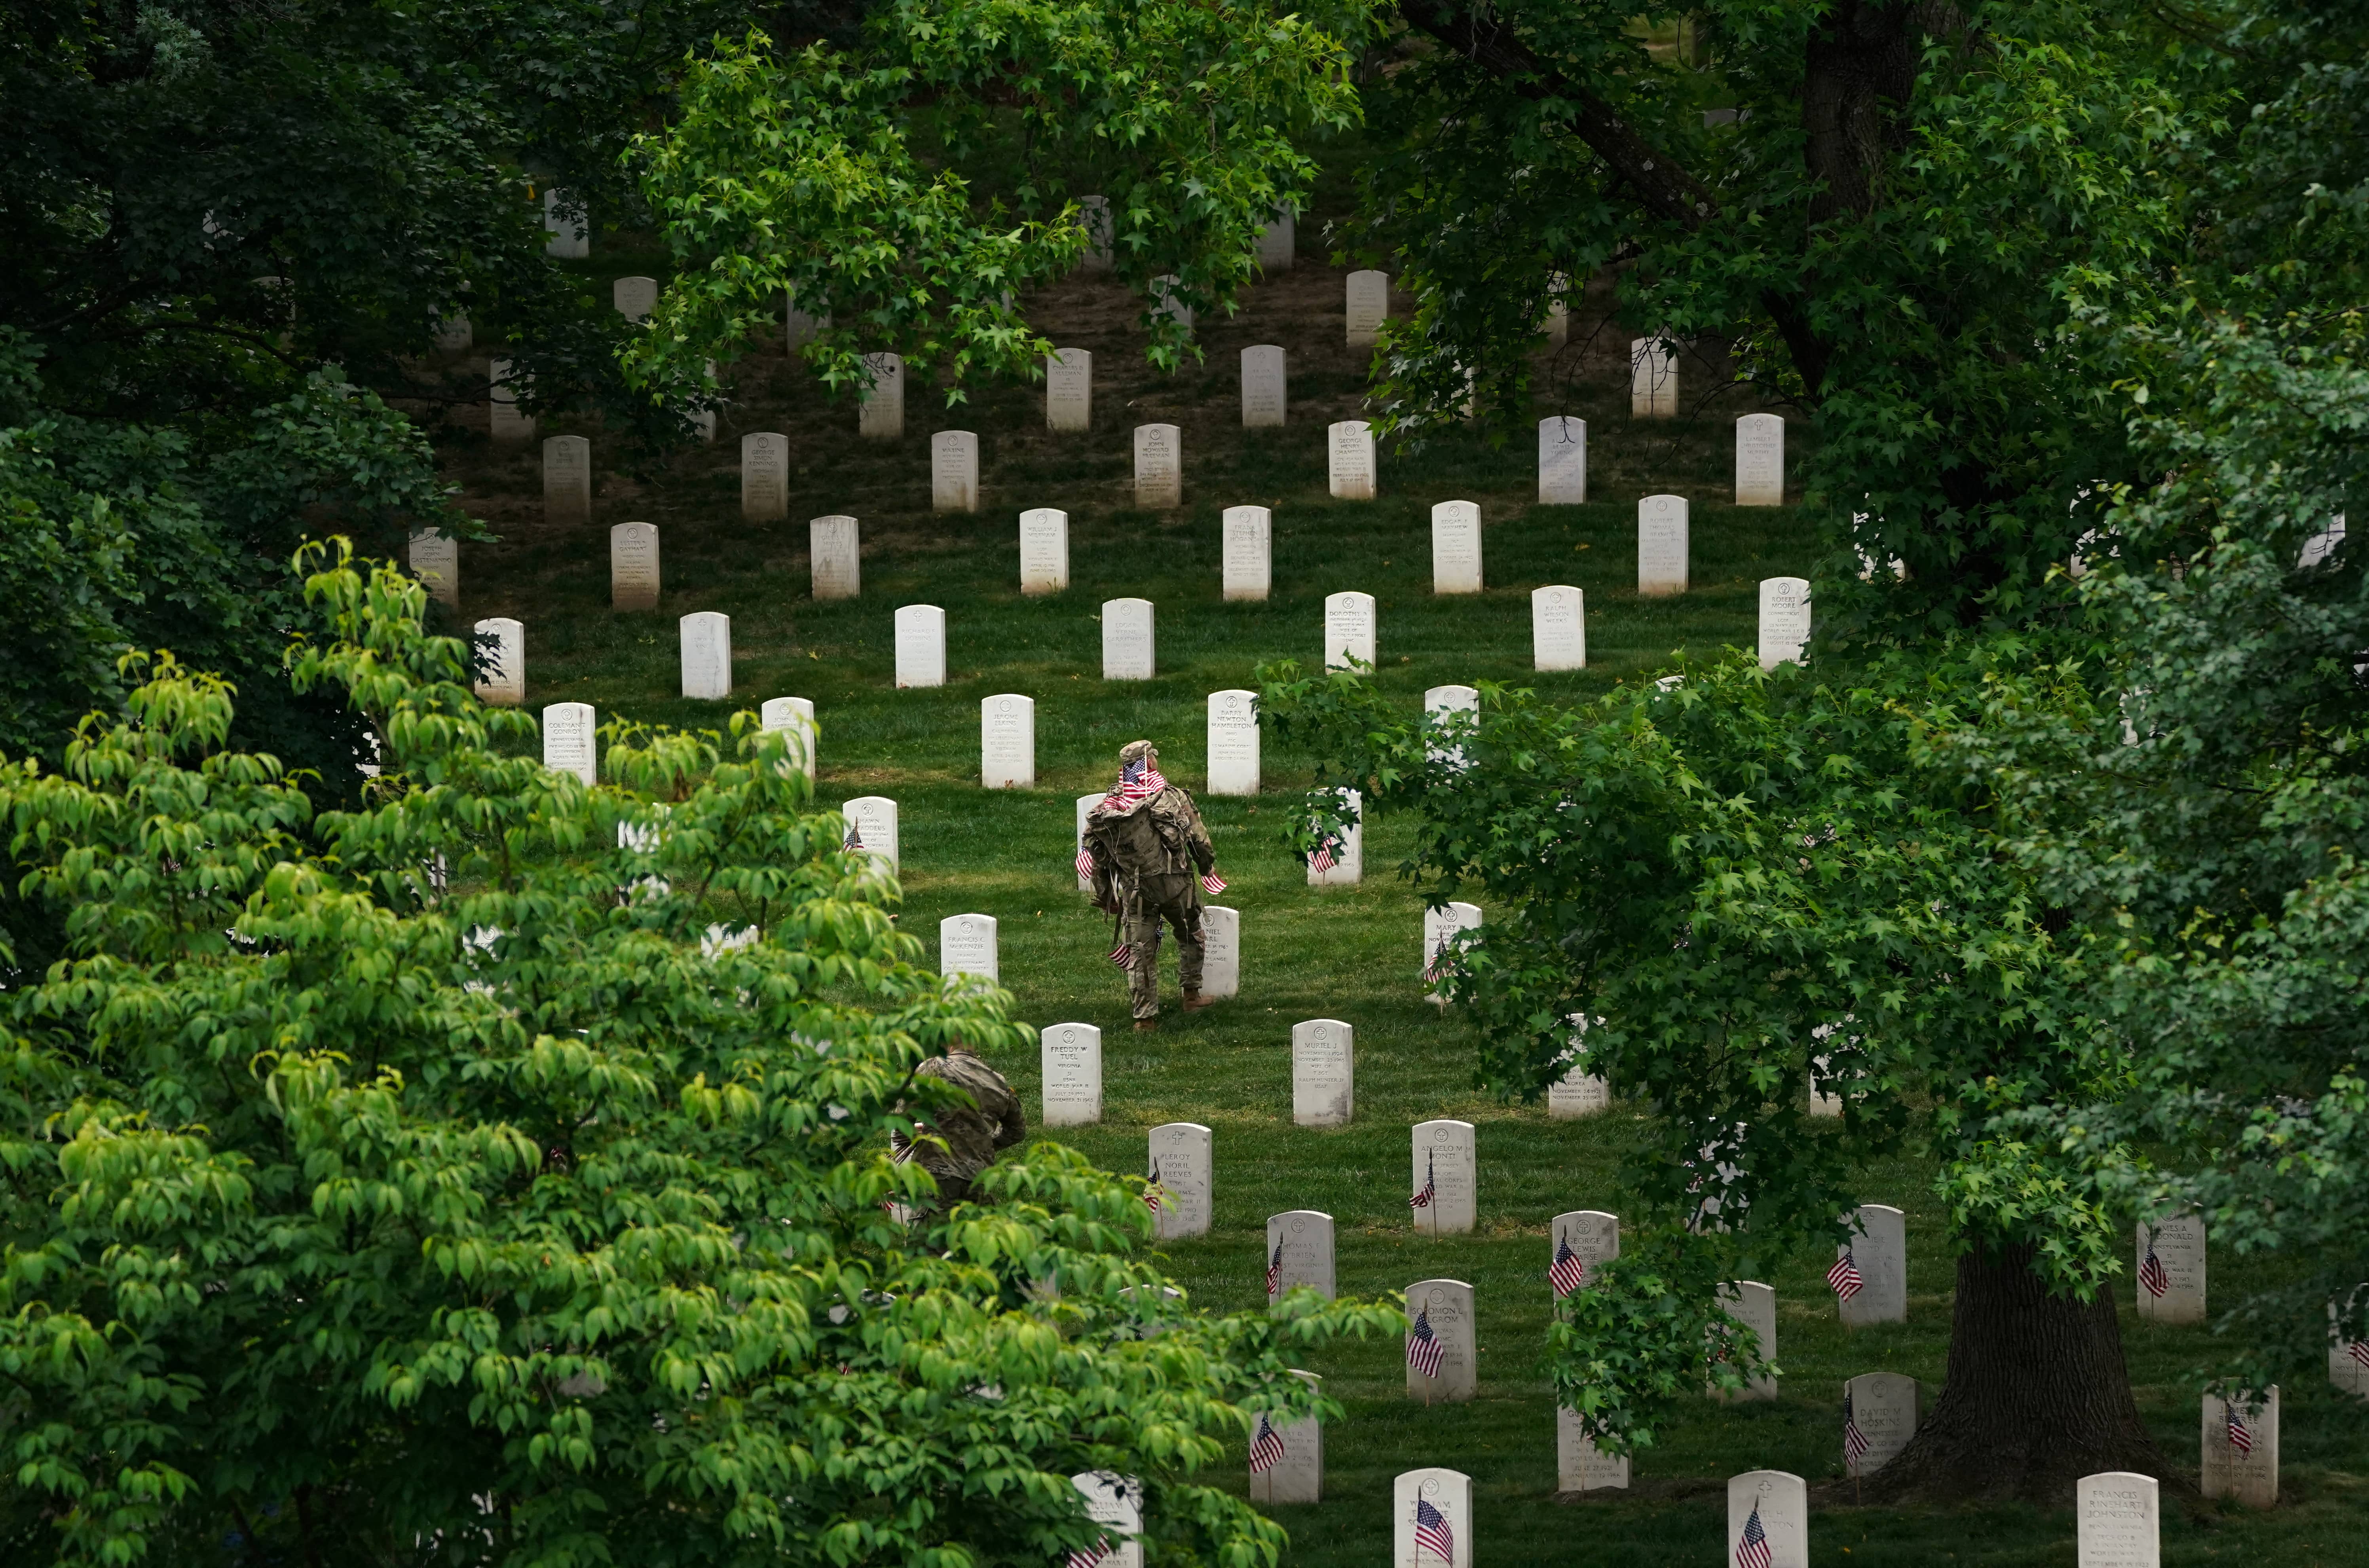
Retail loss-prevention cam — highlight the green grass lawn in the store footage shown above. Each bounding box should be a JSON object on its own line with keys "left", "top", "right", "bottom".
{"left": 418, "top": 224, "right": 2369, "bottom": 1566}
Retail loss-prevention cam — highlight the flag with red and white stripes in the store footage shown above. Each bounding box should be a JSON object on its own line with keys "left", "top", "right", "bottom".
{"left": 1406, "top": 1306, "right": 1444, "bottom": 1378}
{"left": 2350, "top": 1339, "right": 2369, "bottom": 1369}
{"left": 1413, "top": 1498, "right": 1454, "bottom": 1565}
{"left": 1065, "top": 1537, "right": 1110, "bottom": 1568}
{"left": 2226, "top": 1399, "right": 2254, "bottom": 1457}
{"left": 1734, "top": 1505, "right": 1773, "bottom": 1568}
{"left": 1201, "top": 871, "right": 1226, "bottom": 894}
{"left": 1076, "top": 845, "right": 1096, "bottom": 880}
{"left": 1409, "top": 1150, "right": 1436, "bottom": 1210}
{"left": 1827, "top": 1247, "right": 1864, "bottom": 1301}
{"left": 1109, "top": 942, "right": 1133, "bottom": 970}
{"left": 1142, "top": 1158, "right": 1165, "bottom": 1214}
{"left": 2139, "top": 1238, "right": 2170, "bottom": 1298}
{"left": 1844, "top": 1388, "right": 1870, "bottom": 1466}
{"left": 1549, "top": 1234, "right": 1587, "bottom": 1298}
{"left": 1307, "top": 835, "right": 1339, "bottom": 873}
{"left": 1248, "top": 1413, "right": 1287, "bottom": 1475}
{"left": 1266, "top": 1239, "right": 1283, "bottom": 1299}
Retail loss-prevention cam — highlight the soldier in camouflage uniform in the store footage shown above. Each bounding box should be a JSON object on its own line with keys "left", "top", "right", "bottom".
{"left": 890, "top": 1039, "right": 1026, "bottom": 1209}
{"left": 1084, "top": 739, "right": 1221, "bottom": 1030}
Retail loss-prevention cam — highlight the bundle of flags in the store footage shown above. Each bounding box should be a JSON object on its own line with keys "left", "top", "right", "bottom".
{"left": 1843, "top": 1389, "right": 1869, "bottom": 1466}
{"left": 1734, "top": 1505, "right": 1773, "bottom": 1568}
{"left": 2138, "top": 1238, "right": 2170, "bottom": 1299}
{"left": 1412, "top": 1498, "right": 1455, "bottom": 1565}
{"left": 1409, "top": 1150, "right": 1436, "bottom": 1210}
{"left": 1247, "top": 1413, "right": 1287, "bottom": 1475}
{"left": 1115, "top": 755, "right": 1167, "bottom": 806}
{"left": 1266, "top": 1240, "right": 1284, "bottom": 1299}
{"left": 1549, "top": 1235, "right": 1587, "bottom": 1299}
{"left": 1827, "top": 1247, "right": 1864, "bottom": 1301}
{"left": 1406, "top": 1306, "right": 1445, "bottom": 1378}
{"left": 2225, "top": 1399, "right": 2254, "bottom": 1457}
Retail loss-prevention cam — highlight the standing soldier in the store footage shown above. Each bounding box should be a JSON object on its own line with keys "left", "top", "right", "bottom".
{"left": 1083, "top": 739, "right": 1224, "bottom": 1031}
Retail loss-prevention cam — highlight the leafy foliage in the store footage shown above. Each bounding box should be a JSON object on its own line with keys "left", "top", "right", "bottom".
{"left": 0, "top": 548, "right": 1392, "bottom": 1567}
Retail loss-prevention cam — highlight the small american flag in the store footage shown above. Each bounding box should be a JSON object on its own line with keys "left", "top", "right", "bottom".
{"left": 1844, "top": 1389, "right": 1869, "bottom": 1465}
{"left": 1413, "top": 1498, "right": 1454, "bottom": 1565}
{"left": 1735, "top": 1504, "right": 1773, "bottom": 1568}
{"left": 1117, "top": 757, "right": 1167, "bottom": 806}
{"left": 1143, "top": 1158, "right": 1165, "bottom": 1214}
{"left": 1307, "top": 834, "right": 1339, "bottom": 873}
{"left": 1266, "top": 1239, "right": 1283, "bottom": 1299}
{"left": 1409, "top": 1149, "right": 1436, "bottom": 1210}
{"left": 2350, "top": 1339, "right": 2369, "bottom": 1369}
{"left": 2139, "top": 1238, "right": 2169, "bottom": 1298}
{"left": 1065, "top": 1536, "right": 1110, "bottom": 1568}
{"left": 1076, "top": 844, "right": 1096, "bottom": 879}
{"left": 1248, "top": 1413, "right": 1287, "bottom": 1474}
{"left": 1406, "top": 1306, "right": 1444, "bottom": 1378}
{"left": 2225, "top": 1399, "right": 2253, "bottom": 1457}
{"left": 1109, "top": 942, "right": 1133, "bottom": 969}
{"left": 1827, "top": 1247, "right": 1864, "bottom": 1301}
{"left": 1549, "top": 1234, "right": 1587, "bottom": 1298}
{"left": 1201, "top": 871, "right": 1226, "bottom": 894}
{"left": 843, "top": 821, "right": 864, "bottom": 851}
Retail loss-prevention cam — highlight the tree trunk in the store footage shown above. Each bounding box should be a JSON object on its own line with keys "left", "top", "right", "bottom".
{"left": 1865, "top": 1239, "right": 2175, "bottom": 1505}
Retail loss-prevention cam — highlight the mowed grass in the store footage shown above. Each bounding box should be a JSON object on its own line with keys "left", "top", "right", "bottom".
{"left": 420, "top": 223, "right": 2369, "bottom": 1566}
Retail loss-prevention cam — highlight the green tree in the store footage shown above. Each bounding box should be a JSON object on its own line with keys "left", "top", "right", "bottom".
{"left": 0, "top": 547, "right": 1387, "bottom": 1567}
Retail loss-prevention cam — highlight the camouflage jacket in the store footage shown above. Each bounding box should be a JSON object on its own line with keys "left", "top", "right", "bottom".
{"left": 1086, "top": 785, "right": 1214, "bottom": 908}
{"left": 892, "top": 1048, "right": 1026, "bottom": 1183}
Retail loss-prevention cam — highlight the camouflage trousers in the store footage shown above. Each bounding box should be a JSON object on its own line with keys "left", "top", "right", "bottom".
{"left": 1124, "top": 885, "right": 1204, "bottom": 1020}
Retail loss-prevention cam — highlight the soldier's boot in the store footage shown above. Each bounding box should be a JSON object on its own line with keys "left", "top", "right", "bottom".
{"left": 1134, "top": 1017, "right": 1160, "bottom": 1032}
{"left": 1181, "top": 991, "right": 1215, "bottom": 1011}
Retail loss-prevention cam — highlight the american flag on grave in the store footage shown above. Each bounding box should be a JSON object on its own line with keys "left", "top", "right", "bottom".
{"left": 2139, "top": 1237, "right": 2170, "bottom": 1298}
{"left": 1844, "top": 1388, "right": 1870, "bottom": 1466}
{"left": 1142, "top": 1157, "right": 1165, "bottom": 1214}
{"left": 1827, "top": 1246, "right": 1864, "bottom": 1301}
{"left": 1412, "top": 1497, "right": 1455, "bottom": 1566}
{"left": 843, "top": 820, "right": 865, "bottom": 852}
{"left": 1549, "top": 1234, "right": 1587, "bottom": 1299}
{"left": 1406, "top": 1305, "right": 1445, "bottom": 1378}
{"left": 2225, "top": 1399, "right": 2254, "bottom": 1457}
{"left": 1409, "top": 1149, "right": 1437, "bottom": 1210}
{"left": 2350, "top": 1339, "right": 2369, "bottom": 1369}
{"left": 1734, "top": 1504, "right": 1773, "bottom": 1568}
{"left": 1247, "top": 1412, "right": 1287, "bottom": 1475}
{"left": 1307, "top": 833, "right": 1340, "bottom": 873}
{"left": 1064, "top": 1536, "right": 1111, "bottom": 1568}
{"left": 1266, "top": 1239, "right": 1284, "bottom": 1299}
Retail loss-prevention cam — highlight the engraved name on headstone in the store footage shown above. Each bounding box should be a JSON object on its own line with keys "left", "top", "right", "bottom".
{"left": 1548, "top": 1017, "right": 1612, "bottom": 1118}
{"left": 1431, "top": 501, "right": 1483, "bottom": 594}
{"left": 841, "top": 795, "right": 898, "bottom": 871}
{"left": 1147, "top": 1122, "right": 1213, "bottom": 1240}
{"left": 1208, "top": 689, "right": 1260, "bottom": 796}
{"left": 1266, "top": 1210, "right": 1334, "bottom": 1301}
{"left": 1714, "top": 1281, "right": 1778, "bottom": 1400}
{"left": 1402, "top": 1284, "right": 1476, "bottom": 1403}
{"left": 1558, "top": 1408, "right": 1630, "bottom": 1492}
{"left": 2136, "top": 1214, "right": 2206, "bottom": 1324}
{"left": 1041, "top": 1022, "right": 1103, "bottom": 1127}
{"left": 895, "top": 604, "right": 947, "bottom": 688}
{"left": 1631, "top": 337, "right": 1677, "bottom": 417}
{"left": 858, "top": 352, "right": 904, "bottom": 439}
{"left": 811, "top": 514, "right": 861, "bottom": 600}
{"left": 981, "top": 694, "right": 1035, "bottom": 789}
{"left": 610, "top": 522, "right": 660, "bottom": 611}
{"left": 1346, "top": 271, "right": 1390, "bottom": 347}
{"left": 932, "top": 430, "right": 979, "bottom": 514}
{"left": 1328, "top": 421, "right": 1376, "bottom": 500}
{"left": 760, "top": 696, "right": 816, "bottom": 781}
{"left": 1837, "top": 1203, "right": 1908, "bottom": 1326}
{"left": 1248, "top": 1369, "right": 1323, "bottom": 1506}
{"left": 1410, "top": 1119, "right": 1476, "bottom": 1235}
{"left": 1133, "top": 424, "right": 1182, "bottom": 508}
{"left": 1726, "top": 1471, "right": 1806, "bottom": 1568}
{"left": 1241, "top": 345, "right": 1287, "bottom": 428}
{"left": 1422, "top": 901, "right": 1481, "bottom": 1003}
{"left": 1553, "top": 1210, "right": 1619, "bottom": 1293}
{"left": 1325, "top": 591, "right": 1376, "bottom": 671}
{"left": 1758, "top": 577, "right": 1812, "bottom": 669}
{"left": 1223, "top": 506, "right": 1272, "bottom": 602}
{"left": 1737, "top": 413, "right": 1785, "bottom": 506}
{"left": 543, "top": 435, "right": 592, "bottom": 524}
{"left": 1532, "top": 585, "right": 1586, "bottom": 672}
{"left": 1020, "top": 508, "right": 1070, "bottom": 594}
{"left": 1306, "top": 787, "right": 1362, "bottom": 887}
{"left": 1292, "top": 1019, "right": 1355, "bottom": 1128}
{"left": 1047, "top": 347, "right": 1092, "bottom": 431}
{"left": 679, "top": 611, "right": 732, "bottom": 700}
{"left": 542, "top": 701, "right": 597, "bottom": 785}
{"left": 409, "top": 527, "right": 459, "bottom": 608}
{"left": 742, "top": 433, "right": 790, "bottom": 523}
{"left": 939, "top": 913, "right": 997, "bottom": 983}
{"left": 1638, "top": 495, "right": 1690, "bottom": 596}
{"left": 1103, "top": 597, "right": 1155, "bottom": 681}
{"left": 474, "top": 617, "right": 524, "bottom": 707}
{"left": 2076, "top": 1471, "right": 2159, "bottom": 1568}
{"left": 1071, "top": 1473, "right": 1142, "bottom": 1568}
{"left": 1391, "top": 1469, "right": 1470, "bottom": 1568}
{"left": 1257, "top": 207, "right": 1296, "bottom": 271}
{"left": 1538, "top": 417, "right": 1588, "bottom": 504}
{"left": 612, "top": 275, "right": 658, "bottom": 322}
{"left": 489, "top": 357, "right": 535, "bottom": 442}
{"left": 1844, "top": 1371, "right": 1919, "bottom": 1477}
{"left": 2200, "top": 1387, "right": 2278, "bottom": 1508}
{"left": 1202, "top": 904, "right": 1240, "bottom": 998}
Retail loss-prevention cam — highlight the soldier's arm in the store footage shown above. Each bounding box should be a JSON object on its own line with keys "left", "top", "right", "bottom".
{"left": 990, "top": 1084, "right": 1028, "bottom": 1151}
{"left": 1178, "top": 793, "right": 1217, "bottom": 871}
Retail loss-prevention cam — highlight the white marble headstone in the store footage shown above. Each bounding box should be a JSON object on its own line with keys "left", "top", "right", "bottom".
{"left": 858, "top": 352, "right": 904, "bottom": 439}
{"left": 1714, "top": 1281, "right": 1777, "bottom": 1400}
{"left": 1325, "top": 591, "right": 1376, "bottom": 671}
{"left": 980, "top": 694, "right": 1035, "bottom": 789}
{"left": 1552, "top": 1210, "right": 1619, "bottom": 1294}
{"left": 1411, "top": 1119, "right": 1476, "bottom": 1235}
{"left": 1402, "top": 1284, "right": 1476, "bottom": 1403}
{"left": 1557, "top": 1408, "right": 1629, "bottom": 1491}
{"left": 409, "top": 528, "right": 458, "bottom": 608}
{"left": 1150, "top": 273, "right": 1192, "bottom": 331}
{"left": 1147, "top": 1122, "right": 1212, "bottom": 1240}
{"left": 433, "top": 313, "right": 471, "bottom": 353}
{"left": 1538, "top": 417, "right": 1588, "bottom": 504}
{"left": 1431, "top": 501, "right": 1483, "bottom": 594}
{"left": 1630, "top": 337, "right": 1677, "bottom": 417}
{"left": 1133, "top": 424, "right": 1181, "bottom": 508}
{"left": 1726, "top": 1471, "right": 1805, "bottom": 1568}
{"left": 939, "top": 913, "right": 997, "bottom": 984}
{"left": 742, "top": 433, "right": 789, "bottom": 522}
{"left": 1207, "top": 689, "right": 1260, "bottom": 795}
{"left": 1046, "top": 347, "right": 1092, "bottom": 432}
{"left": 474, "top": 617, "right": 524, "bottom": 707}
{"left": 1547, "top": 1020, "right": 1611, "bottom": 1118}
{"left": 1266, "top": 1210, "right": 1334, "bottom": 1301}
{"left": 1328, "top": 421, "right": 1376, "bottom": 501}
{"left": 895, "top": 604, "right": 946, "bottom": 688}
{"left": 2136, "top": 1215, "right": 2206, "bottom": 1324}
{"left": 1544, "top": 271, "right": 1569, "bottom": 347}
{"left": 1837, "top": 1204, "right": 1908, "bottom": 1326}
{"left": 1102, "top": 598, "right": 1154, "bottom": 680}
{"left": 1076, "top": 195, "right": 1114, "bottom": 270}
{"left": 760, "top": 695, "right": 816, "bottom": 781}
{"left": 1391, "top": 1468, "right": 1470, "bottom": 1568}
{"left": 2330, "top": 1287, "right": 2369, "bottom": 1398}
{"left": 1844, "top": 1371, "right": 1919, "bottom": 1477}
{"left": 841, "top": 795, "right": 898, "bottom": 871}
{"left": 931, "top": 430, "right": 979, "bottom": 514}
{"left": 542, "top": 701, "right": 596, "bottom": 785}
{"left": 1306, "top": 787, "right": 1362, "bottom": 887}
{"left": 1758, "top": 577, "right": 1812, "bottom": 669}
{"left": 2201, "top": 1387, "right": 2277, "bottom": 1507}
{"left": 1247, "top": 1369, "right": 1322, "bottom": 1505}
{"left": 678, "top": 612, "right": 731, "bottom": 700}
{"left": 1040, "top": 1022, "right": 1103, "bottom": 1127}
{"left": 1424, "top": 686, "right": 1480, "bottom": 771}
{"left": 1241, "top": 345, "right": 1287, "bottom": 428}
{"left": 1202, "top": 904, "right": 1239, "bottom": 998}
{"left": 1019, "top": 508, "right": 1069, "bottom": 594}
{"left": 1222, "top": 506, "right": 1272, "bottom": 601}
{"left": 489, "top": 357, "right": 534, "bottom": 442}
{"left": 1257, "top": 207, "right": 1295, "bottom": 270}
{"left": 2076, "top": 1472, "right": 2159, "bottom": 1568}
{"left": 1422, "top": 901, "right": 1481, "bottom": 1001}
{"left": 1292, "top": 1018, "right": 1354, "bottom": 1127}
{"left": 1532, "top": 585, "right": 1585, "bottom": 672}
{"left": 1638, "top": 495, "right": 1690, "bottom": 596}
{"left": 542, "top": 188, "right": 587, "bottom": 258}
{"left": 610, "top": 521, "right": 659, "bottom": 611}
{"left": 783, "top": 289, "right": 825, "bottom": 350}
{"left": 1736, "top": 413, "right": 1784, "bottom": 506}
{"left": 1346, "top": 270, "right": 1389, "bottom": 347}
{"left": 2299, "top": 514, "right": 2345, "bottom": 568}
{"left": 810, "top": 515, "right": 860, "bottom": 599}
{"left": 543, "top": 434, "right": 591, "bottom": 524}
{"left": 612, "top": 275, "right": 657, "bottom": 322}
{"left": 1070, "top": 1473, "right": 1142, "bottom": 1568}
